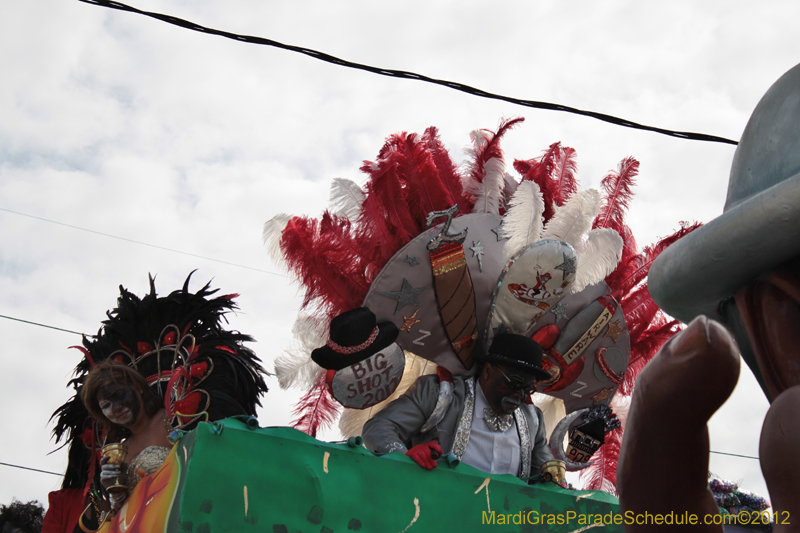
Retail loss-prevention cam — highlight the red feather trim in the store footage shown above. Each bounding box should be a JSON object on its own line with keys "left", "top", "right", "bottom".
{"left": 69, "top": 345, "right": 94, "bottom": 367}
{"left": 513, "top": 141, "right": 578, "bottom": 222}
{"left": 464, "top": 117, "right": 524, "bottom": 214}
{"left": 551, "top": 145, "right": 579, "bottom": 209}
{"left": 393, "top": 133, "right": 459, "bottom": 223}
{"left": 423, "top": 126, "right": 471, "bottom": 212}
{"left": 579, "top": 426, "right": 623, "bottom": 495}
{"left": 609, "top": 222, "right": 701, "bottom": 296}
{"left": 291, "top": 372, "right": 342, "bottom": 438}
{"left": 163, "top": 331, "right": 177, "bottom": 345}
{"left": 594, "top": 157, "right": 639, "bottom": 233}
{"left": 281, "top": 215, "right": 370, "bottom": 319}
{"left": 467, "top": 117, "right": 524, "bottom": 183}
{"left": 621, "top": 318, "right": 681, "bottom": 395}
{"left": 174, "top": 392, "right": 202, "bottom": 417}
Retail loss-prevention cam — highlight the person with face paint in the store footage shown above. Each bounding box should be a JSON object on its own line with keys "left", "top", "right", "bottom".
{"left": 362, "top": 333, "right": 564, "bottom": 482}
{"left": 46, "top": 275, "right": 268, "bottom": 532}
{"left": 80, "top": 361, "right": 173, "bottom": 511}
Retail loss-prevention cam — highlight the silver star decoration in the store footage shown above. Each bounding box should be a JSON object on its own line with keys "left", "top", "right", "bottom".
{"left": 378, "top": 279, "right": 425, "bottom": 314}
{"left": 550, "top": 301, "right": 569, "bottom": 323}
{"left": 404, "top": 254, "right": 419, "bottom": 267}
{"left": 469, "top": 240, "right": 485, "bottom": 272}
{"left": 554, "top": 252, "right": 577, "bottom": 280}
{"left": 490, "top": 223, "right": 509, "bottom": 242}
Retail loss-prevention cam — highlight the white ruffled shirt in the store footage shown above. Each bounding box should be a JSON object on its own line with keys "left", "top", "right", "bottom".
{"left": 460, "top": 383, "right": 521, "bottom": 476}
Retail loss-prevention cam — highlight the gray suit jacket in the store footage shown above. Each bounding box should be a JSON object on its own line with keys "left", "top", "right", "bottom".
{"left": 362, "top": 374, "right": 555, "bottom": 479}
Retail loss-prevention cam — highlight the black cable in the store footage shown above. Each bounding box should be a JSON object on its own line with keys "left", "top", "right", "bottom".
{"left": 0, "top": 207, "right": 288, "bottom": 278}
{"left": 709, "top": 450, "right": 759, "bottom": 460}
{"left": 77, "top": 0, "right": 738, "bottom": 146}
{"left": 0, "top": 461, "right": 63, "bottom": 477}
{"left": 0, "top": 314, "right": 89, "bottom": 336}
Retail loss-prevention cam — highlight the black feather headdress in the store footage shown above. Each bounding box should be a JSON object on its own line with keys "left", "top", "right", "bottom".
{"left": 50, "top": 272, "right": 269, "bottom": 490}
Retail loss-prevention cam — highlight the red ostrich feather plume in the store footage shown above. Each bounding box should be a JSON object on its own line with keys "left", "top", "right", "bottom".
{"left": 514, "top": 141, "right": 579, "bottom": 221}
{"left": 290, "top": 371, "right": 342, "bottom": 437}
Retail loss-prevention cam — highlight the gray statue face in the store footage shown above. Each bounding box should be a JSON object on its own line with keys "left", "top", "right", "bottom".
{"left": 479, "top": 363, "right": 537, "bottom": 414}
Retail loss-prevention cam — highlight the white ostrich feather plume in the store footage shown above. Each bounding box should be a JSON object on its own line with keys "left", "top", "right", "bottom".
{"left": 462, "top": 130, "right": 506, "bottom": 215}
{"left": 541, "top": 189, "right": 601, "bottom": 249}
{"left": 262, "top": 213, "right": 292, "bottom": 271}
{"left": 274, "top": 313, "right": 328, "bottom": 390}
{"left": 328, "top": 177, "right": 365, "bottom": 220}
{"left": 571, "top": 228, "right": 623, "bottom": 293}
{"left": 338, "top": 352, "right": 437, "bottom": 438}
{"left": 502, "top": 180, "right": 545, "bottom": 256}
{"left": 469, "top": 157, "right": 506, "bottom": 214}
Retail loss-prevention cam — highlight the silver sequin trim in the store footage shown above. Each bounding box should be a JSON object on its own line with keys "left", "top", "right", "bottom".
{"left": 421, "top": 379, "right": 454, "bottom": 433}
{"left": 450, "top": 377, "right": 475, "bottom": 459}
{"left": 515, "top": 407, "right": 533, "bottom": 479}
{"left": 126, "top": 446, "right": 171, "bottom": 494}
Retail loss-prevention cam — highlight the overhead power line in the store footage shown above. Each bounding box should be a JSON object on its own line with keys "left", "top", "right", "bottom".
{"left": 0, "top": 207, "right": 287, "bottom": 277}
{"left": 0, "top": 314, "right": 89, "bottom": 337}
{"left": 78, "top": 0, "right": 738, "bottom": 146}
{"left": 0, "top": 461, "right": 63, "bottom": 477}
{"left": 709, "top": 450, "right": 759, "bottom": 460}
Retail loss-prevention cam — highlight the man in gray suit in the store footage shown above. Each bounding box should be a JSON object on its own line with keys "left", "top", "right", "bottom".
{"left": 362, "top": 333, "right": 563, "bottom": 482}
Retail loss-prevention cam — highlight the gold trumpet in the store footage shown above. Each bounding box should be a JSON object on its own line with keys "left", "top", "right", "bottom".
{"left": 101, "top": 443, "right": 128, "bottom": 494}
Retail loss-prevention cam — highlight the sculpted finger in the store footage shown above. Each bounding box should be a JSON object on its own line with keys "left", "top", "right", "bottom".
{"left": 759, "top": 385, "right": 800, "bottom": 531}
{"left": 619, "top": 316, "right": 739, "bottom": 532}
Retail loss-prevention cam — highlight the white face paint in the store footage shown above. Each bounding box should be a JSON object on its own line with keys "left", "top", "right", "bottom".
{"left": 97, "top": 383, "right": 141, "bottom": 428}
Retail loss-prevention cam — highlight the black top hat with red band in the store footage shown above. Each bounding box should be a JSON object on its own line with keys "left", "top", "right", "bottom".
{"left": 478, "top": 332, "right": 550, "bottom": 381}
{"left": 311, "top": 307, "right": 400, "bottom": 371}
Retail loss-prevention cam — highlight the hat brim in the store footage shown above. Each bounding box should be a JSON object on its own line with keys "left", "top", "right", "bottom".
{"left": 649, "top": 171, "right": 800, "bottom": 327}
{"left": 311, "top": 321, "right": 399, "bottom": 371}
{"left": 476, "top": 353, "right": 552, "bottom": 382}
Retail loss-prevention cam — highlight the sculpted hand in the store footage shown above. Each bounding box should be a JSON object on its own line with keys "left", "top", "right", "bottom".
{"left": 618, "top": 316, "right": 740, "bottom": 532}
{"left": 406, "top": 441, "right": 442, "bottom": 470}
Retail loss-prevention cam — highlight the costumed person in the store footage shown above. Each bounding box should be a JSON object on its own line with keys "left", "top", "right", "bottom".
{"left": 0, "top": 500, "right": 44, "bottom": 533}
{"left": 618, "top": 62, "right": 800, "bottom": 530}
{"left": 81, "top": 361, "right": 172, "bottom": 512}
{"left": 362, "top": 332, "right": 564, "bottom": 482}
{"left": 45, "top": 274, "right": 268, "bottom": 532}
{"left": 266, "top": 117, "right": 693, "bottom": 495}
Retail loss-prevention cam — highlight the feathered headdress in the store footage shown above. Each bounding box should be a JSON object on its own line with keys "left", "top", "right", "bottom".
{"left": 265, "top": 120, "right": 698, "bottom": 495}
{"left": 50, "top": 273, "right": 269, "bottom": 490}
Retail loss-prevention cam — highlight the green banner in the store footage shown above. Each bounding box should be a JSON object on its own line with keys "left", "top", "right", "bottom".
{"left": 103, "top": 418, "right": 622, "bottom": 533}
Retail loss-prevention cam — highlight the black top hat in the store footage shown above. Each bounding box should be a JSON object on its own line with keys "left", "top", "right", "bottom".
{"left": 477, "top": 333, "right": 550, "bottom": 381}
{"left": 311, "top": 307, "right": 400, "bottom": 371}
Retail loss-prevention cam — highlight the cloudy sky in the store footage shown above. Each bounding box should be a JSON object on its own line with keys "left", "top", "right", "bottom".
{"left": 2, "top": 0, "right": 796, "bottom": 508}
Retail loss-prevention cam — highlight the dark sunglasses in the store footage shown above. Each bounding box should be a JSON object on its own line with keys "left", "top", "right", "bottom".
{"left": 497, "top": 368, "right": 537, "bottom": 396}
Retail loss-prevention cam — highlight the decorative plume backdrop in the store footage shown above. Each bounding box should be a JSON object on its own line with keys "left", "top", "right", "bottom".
{"left": 1, "top": 0, "right": 795, "bottom": 506}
